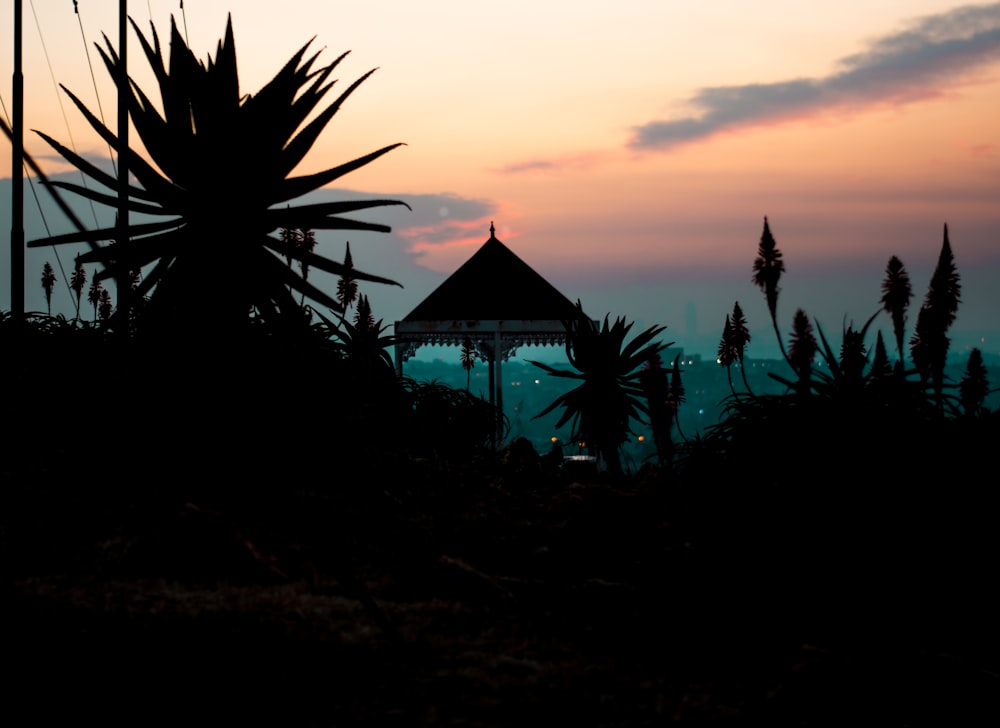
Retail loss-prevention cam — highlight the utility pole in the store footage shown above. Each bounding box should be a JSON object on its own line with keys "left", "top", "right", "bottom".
{"left": 11, "top": 0, "right": 24, "bottom": 319}
{"left": 116, "top": 0, "right": 130, "bottom": 326}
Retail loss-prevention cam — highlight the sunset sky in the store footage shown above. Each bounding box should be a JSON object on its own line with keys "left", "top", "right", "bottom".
{"left": 2, "top": 1, "right": 999, "bottom": 361}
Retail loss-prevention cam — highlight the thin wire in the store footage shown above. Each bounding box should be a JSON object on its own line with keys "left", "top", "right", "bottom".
{"left": 181, "top": 1, "right": 190, "bottom": 45}
{"left": 73, "top": 0, "right": 118, "bottom": 178}
{"left": 0, "top": 96, "right": 75, "bottom": 304}
{"left": 28, "top": 0, "right": 102, "bottom": 230}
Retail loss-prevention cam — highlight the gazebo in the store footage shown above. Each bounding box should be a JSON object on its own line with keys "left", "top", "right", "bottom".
{"left": 394, "top": 222, "right": 590, "bottom": 446}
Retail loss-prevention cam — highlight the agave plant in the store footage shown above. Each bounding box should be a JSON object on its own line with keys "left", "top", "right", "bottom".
{"left": 529, "top": 305, "right": 672, "bottom": 477}
{"left": 27, "top": 15, "right": 408, "bottom": 337}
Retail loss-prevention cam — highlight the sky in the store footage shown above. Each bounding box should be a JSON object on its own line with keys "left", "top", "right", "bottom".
{"left": 2, "top": 0, "right": 999, "bottom": 362}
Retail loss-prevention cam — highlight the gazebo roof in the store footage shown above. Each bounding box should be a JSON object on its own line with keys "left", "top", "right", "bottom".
{"left": 400, "top": 222, "right": 581, "bottom": 324}
{"left": 394, "top": 222, "right": 588, "bottom": 446}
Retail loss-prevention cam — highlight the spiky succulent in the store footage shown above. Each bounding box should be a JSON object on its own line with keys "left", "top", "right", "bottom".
{"left": 529, "top": 304, "right": 672, "bottom": 476}
{"left": 28, "top": 14, "right": 408, "bottom": 335}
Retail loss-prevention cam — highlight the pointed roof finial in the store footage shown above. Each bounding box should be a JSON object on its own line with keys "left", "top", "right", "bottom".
{"left": 490, "top": 220, "right": 496, "bottom": 238}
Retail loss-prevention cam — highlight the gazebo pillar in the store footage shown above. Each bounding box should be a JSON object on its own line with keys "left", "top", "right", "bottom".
{"left": 494, "top": 327, "right": 504, "bottom": 448}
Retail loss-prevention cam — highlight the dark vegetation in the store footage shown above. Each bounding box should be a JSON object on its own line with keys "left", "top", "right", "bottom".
{"left": 4, "top": 15, "right": 1000, "bottom": 726}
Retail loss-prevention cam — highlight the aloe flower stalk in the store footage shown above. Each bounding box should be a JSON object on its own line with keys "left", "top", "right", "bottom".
{"left": 880, "top": 255, "right": 912, "bottom": 366}
{"left": 87, "top": 274, "right": 103, "bottom": 322}
{"left": 910, "top": 224, "right": 961, "bottom": 401}
{"left": 717, "top": 315, "right": 737, "bottom": 394}
{"left": 354, "top": 294, "right": 375, "bottom": 332}
{"left": 280, "top": 227, "right": 300, "bottom": 269}
{"left": 867, "top": 331, "right": 893, "bottom": 388}
{"left": 959, "top": 348, "right": 989, "bottom": 417}
{"left": 296, "top": 229, "right": 317, "bottom": 305}
{"left": 41, "top": 262, "right": 57, "bottom": 315}
{"left": 336, "top": 242, "right": 359, "bottom": 314}
{"left": 297, "top": 229, "right": 317, "bottom": 277}
{"left": 717, "top": 302, "right": 754, "bottom": 395}
{"left": 70, "top": 260, "right": 87, "bottom": 319}
{"left": 730, "top": 301, "right": 753, "bottom": 394}
{"left": 98, "top": 289, "right": 113, "bottom": 322}
{"left": 752, "top": 216, "right": 787, "bottom": 362}
{"left": 839, "top": 324, "right": 867, "bottom": 389}
{"left": 461, "top": 337, "right": 476, "bottom": 391}
{"left": 788, "top": 309, "right": 817, "bottom": 394}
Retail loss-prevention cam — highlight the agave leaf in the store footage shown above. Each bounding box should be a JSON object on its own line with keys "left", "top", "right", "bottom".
{"left": 525, "top": 360, "right": 582, "bottom": 380}
{"left": 28, "top": 218, "right": 182, "bottom": 250}
{"left": 127, "top": 17, "right": 168, "bottom": 88}
{"left": 255, "top": 248, "right": 344, "bottom": 312}
{"left": 275, "top": 144, "right": 405, "bottom": 204}
{"left": 278, "top": 68, "right": 379, "bottom": 179}
{"left": 31, "top": 130, "right": 162, "bottom": 205}
{"left": 260, "top": 235, "right": 400, "bottom": 288}
{"left": 267, "top": 199, "right": 411, "bottom": 230}
{"left": 813, "top": 319, "right": 842, "bottom": 379}
{"left": 44, "top": 181, "right": 175, "bottom": 217}
{"left": 52, "top": 86, "right": 181, "bottom": 204}
{"left": 79, "top": 225, "right": 188, "bottom": 268}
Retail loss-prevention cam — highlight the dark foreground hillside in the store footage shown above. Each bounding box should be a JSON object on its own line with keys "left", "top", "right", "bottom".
{"left": 4, "top": 336, "right": 1000, "bottom": 726}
